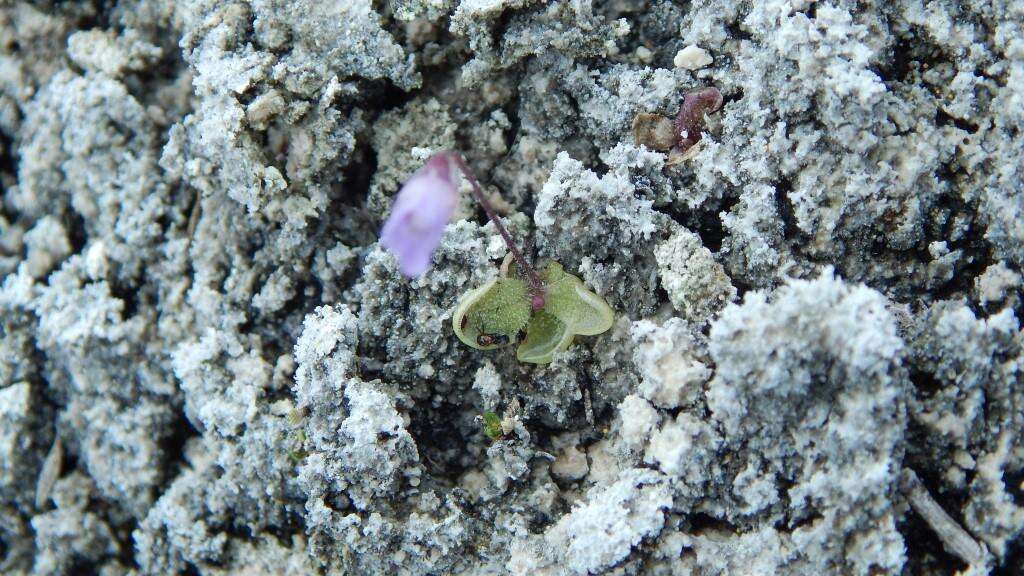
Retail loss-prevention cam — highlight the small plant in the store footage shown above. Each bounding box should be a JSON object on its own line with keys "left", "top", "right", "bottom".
{"left": 481, "top": 412, "right": 503, "bottom": 440}
{"left": 286, "top": 408, "right": 307, "bottom": 462}
{"left": 381, "top": 151, "right": 614, "bottom": 364}
{"left": 453, "top": 259, "right": 613, "bottom": 364}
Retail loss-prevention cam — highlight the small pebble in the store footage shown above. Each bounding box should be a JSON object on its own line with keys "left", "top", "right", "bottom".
{"left": 635, "top": 46, "right": 654, "bottom": 64}
{"left": 674, "top": 45, "right": 713, "bottom": 70}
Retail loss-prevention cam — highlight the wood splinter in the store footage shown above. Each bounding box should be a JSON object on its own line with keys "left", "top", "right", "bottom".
{"left": 901, "top": 468, "right": 992, "bottom": 569}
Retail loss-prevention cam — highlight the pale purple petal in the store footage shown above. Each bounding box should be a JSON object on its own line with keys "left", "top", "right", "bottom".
{"left": 380, "top": 154, "right": 459, "bottom": 277}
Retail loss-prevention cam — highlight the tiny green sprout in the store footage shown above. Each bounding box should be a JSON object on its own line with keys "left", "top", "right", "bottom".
{"left": 288, "top": 428, "right": 307, "bottom": 462}
{"left": 482, "top": 412, "right": 503, "bottom": 440}
{"left": 454, "top": 261, "right": 614, "bottom": 364}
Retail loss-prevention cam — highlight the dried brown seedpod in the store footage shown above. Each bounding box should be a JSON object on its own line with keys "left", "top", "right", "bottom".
{"left": 632, "top": 87, "right": 725, "bottom": 167}
{"left": 674, "top": 87, "right": 724, "bottom": 152}
{"left": 632, "top": 113, "right": 677, "bottom": 151}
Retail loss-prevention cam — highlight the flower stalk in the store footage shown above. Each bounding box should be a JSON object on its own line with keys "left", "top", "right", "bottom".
{"left": 445, "top": 152, "right": 546, "bottom": 310}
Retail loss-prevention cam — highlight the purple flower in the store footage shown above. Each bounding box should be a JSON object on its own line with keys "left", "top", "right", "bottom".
{"left": 380, "top": 153, "right": 459, "bottom": 277}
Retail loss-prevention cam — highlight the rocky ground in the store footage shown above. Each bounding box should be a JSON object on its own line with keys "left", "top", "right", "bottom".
{"left": 1, "top": 1, "right": 1022, "bottom": 574}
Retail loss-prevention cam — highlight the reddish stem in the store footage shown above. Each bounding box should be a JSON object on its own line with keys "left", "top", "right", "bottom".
{"left": 445, "top": 152, "right": 546, "bottom": 310}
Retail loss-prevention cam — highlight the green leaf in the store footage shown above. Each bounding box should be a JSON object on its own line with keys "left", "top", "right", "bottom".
{"left": 452, "top": 261, "right": 614, "bottom": 364}
{"left": 516, "top": 309, "right": 574, "bottom": 364}
{"left": 482, "top": 412, "right": 503, "bottom": 440}
{"left": 540, "top": 262, "right": 615, "bottom": 336}
{"left": 453, "top": 277, "right": 531, "bottom": 350}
